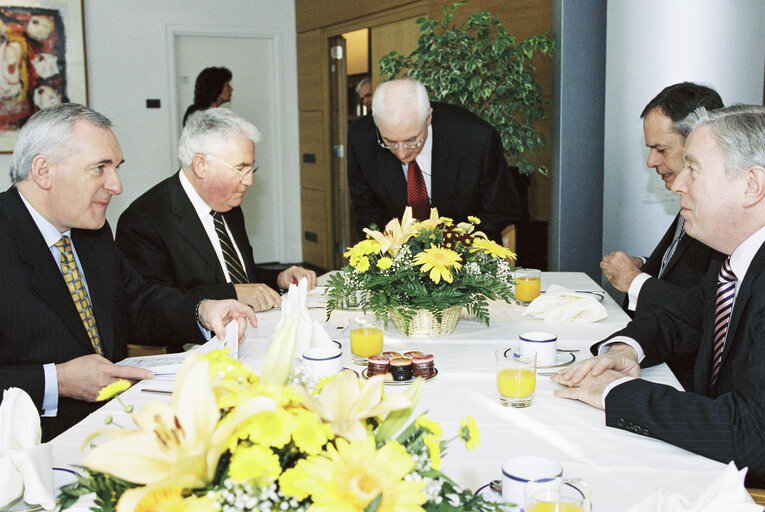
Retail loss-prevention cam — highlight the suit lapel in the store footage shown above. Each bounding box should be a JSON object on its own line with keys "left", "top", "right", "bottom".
{"left": 694, "top": 262, "right": 719, "bottom": 395}
{"left": 168, "top": 175, "right": 227, "bottom": 281}
{"left": 430, "top": 105, "right": 459, "bottom": 209}
{"left": 376, "top": 149, "right": 407, "bottom": 218}
{"left": 3, "top": 188, "right": 93, "bottom": 352}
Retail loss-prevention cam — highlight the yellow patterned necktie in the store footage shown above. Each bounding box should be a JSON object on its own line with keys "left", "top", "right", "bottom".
{"left": 54, "top": 236, "right": 103, "bottom": 354}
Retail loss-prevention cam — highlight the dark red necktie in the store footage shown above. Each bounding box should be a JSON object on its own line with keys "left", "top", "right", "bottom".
{"left": 407, "top": 160, "right": 430, "bottom": 221}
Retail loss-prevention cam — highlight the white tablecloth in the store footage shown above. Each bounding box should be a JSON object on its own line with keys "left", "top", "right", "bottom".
{"left": 51, "top": 272, "right": 727, "bottom": 511}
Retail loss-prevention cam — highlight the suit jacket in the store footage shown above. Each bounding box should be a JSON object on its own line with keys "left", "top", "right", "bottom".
{"left": 632, "top": 213, "right": 723, "bottom": 315}
{"left": 115, "top": 173, "right": 279, "bottom": 313}
{"left": 0, "top": 186, "right": 199, "bottom": 440}
{"left": 347, "top": 102, "right": 521, "bottom": 243}
{"left": 602, "top": 242, "right": 765, "bottom": 486}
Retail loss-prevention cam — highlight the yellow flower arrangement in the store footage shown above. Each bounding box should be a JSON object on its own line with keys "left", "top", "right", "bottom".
{"left": 327, "top": 206, "right": 517, "bottom": 334}
{"left": 61, "top": 327, "right": 506, "bottom": 512}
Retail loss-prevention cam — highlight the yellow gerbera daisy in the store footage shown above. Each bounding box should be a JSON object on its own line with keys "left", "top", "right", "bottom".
{"left": 470, "top": 237, "right": 516, "bottom": 260}
{"left": 459, "top": 416, "right": 481, "bottom": 450}
{"left": 96, "top": 379, "right": 131, "bottom": 401}
{"left": 228, "top": 444, "right": 282, "bottom": 485}
{"left": 279, "top": 436, "right": 426, "bottom": 512}
{"left": 412, "top": 245, "right": 462, "bottom": 284}
{"left": 414, "top": 415, "right": 442, "bottom": 438}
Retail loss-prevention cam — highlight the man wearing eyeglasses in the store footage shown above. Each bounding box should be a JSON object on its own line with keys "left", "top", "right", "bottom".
{"left": 347, "top": 78, "right": 521, "bottom": 243}
{"left": 116, "top": 108, "right": 317, "bottom": 316}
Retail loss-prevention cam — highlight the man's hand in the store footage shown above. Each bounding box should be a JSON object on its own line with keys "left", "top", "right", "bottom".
{"left": 277, "top": 266, "right": 318, "bottom": 290}
{"left": 552, "top": 343, "right": 640, "bottom": 387}
{"left": 234, "top": 283, "right": 281, "bottom": 311}
{"left": 600, "top": 251, "right": 643, "bottom": 292}
{"left": 553, "top": 369, "right": 630, "bottom": 410}
{"left": 57, "top": 355, "right": 153, "bottom": 402}
{"left": 199, "top": 298, "right": 258, "bottom": 343}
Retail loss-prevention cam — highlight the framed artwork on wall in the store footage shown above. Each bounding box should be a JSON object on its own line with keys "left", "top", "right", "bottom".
{"left": 0, "top": 0, "right": 86, "bottom": 152}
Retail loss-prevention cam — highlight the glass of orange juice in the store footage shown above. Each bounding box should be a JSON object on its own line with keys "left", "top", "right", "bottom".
{"left": 515, "top": 268, "right": 542, "bottom": 305}
{"left": 496, "top": 348, "right": 536, "bottom": 407}
{"left": 525, "top": 479, "right": 591, "bottom": 512}
{"left": 349, "top": 316, "right": 383, "bottom": 365}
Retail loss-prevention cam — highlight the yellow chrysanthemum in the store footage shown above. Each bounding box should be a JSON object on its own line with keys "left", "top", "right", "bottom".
{"left": 414, "top": 415, "right": 442, "bottom": 438}
{"left": 96, "top": 379, "right": 131, "bottom": 401}
{"left": 344, "top": 239, "right": 382, "bottom": 266}
{"left": 355, "top": 256, "right": 370, "bottom": 273}
{"left": 412, "top": 245, "right": 462, "bottom": 284}
{"left": 441, "top": 217, "right": 453, "bottom": 226}
{"left": 291, "top": 409, "right": 332, "bottom": 455}
{"left": 376, "top": 256, "right": 393, "bottom": 270}
{"left": 236, "top": 409, "right": 296, "bottom": 449}
{"left": 459, "top": 416, "right": 481, "bottom": 450}
{"left": 279, "top": 436, "right": 426, "bottom": 512}
{"left": 228, "top": 444, "right": 282, "bottom": 485}
{"left": 467, "top": 215, "right": 481, "bottom": 224}
{"left": 470, "top": 237, "right": 516, "bottom": 260}
{"left": 134, "top": 486, "right": 186, "bottom": 512}
{"left": 423, "top": 434, "right": 442, "bottom": 470}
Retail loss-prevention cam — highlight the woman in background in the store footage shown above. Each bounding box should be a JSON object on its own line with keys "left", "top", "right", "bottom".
{"left": 182, "top": 66, "right": 233, "bottom": 125}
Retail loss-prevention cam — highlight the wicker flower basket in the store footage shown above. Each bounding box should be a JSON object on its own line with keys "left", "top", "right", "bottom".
{"left": 390, "top": 305, "right": 463, "bottom": 337}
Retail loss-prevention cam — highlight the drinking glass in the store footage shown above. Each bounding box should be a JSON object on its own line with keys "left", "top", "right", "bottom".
{"left": 495, "top": 348, "right": 536, "bottom": 407}
{"left": 525, "top": 478, "right": 591, "bottom": 512}
{"left": 349, "top": 315, "right": 383, "bottom": 365}
{"left": 515, "top": 268, "right": 542, "bottom": 305}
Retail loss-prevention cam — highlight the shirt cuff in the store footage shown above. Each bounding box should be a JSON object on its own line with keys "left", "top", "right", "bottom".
{"left": 598, "top": 337, "right": 645, "bottom": 362}
{"left": 42, "top": 363, "right": 58, "bottom": 417}
{"left": 626, "top": 272, "right": 651, "bottom": 311}
{"left": 601, "top": 376, "right": 635, "bottom": 408}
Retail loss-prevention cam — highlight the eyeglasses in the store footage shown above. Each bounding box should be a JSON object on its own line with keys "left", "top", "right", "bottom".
{"left": 206, "top": 154, "right": 258, "bottom": 181}
{"left": 376, "top": 127, "right": 425, "bottom": 151}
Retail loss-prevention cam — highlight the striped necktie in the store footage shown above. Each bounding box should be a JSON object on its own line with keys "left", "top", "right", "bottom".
{"left": 211, "top": 211, "right": 248, "bottom": 284}
{"left": 710, "top": 257, "right": 737, "bottom": 388}
{"left": 406, "top": 160, "right": 430, "bottom": 221}
{"left": 54, "top": 236, "right": 102, "bottom": 354}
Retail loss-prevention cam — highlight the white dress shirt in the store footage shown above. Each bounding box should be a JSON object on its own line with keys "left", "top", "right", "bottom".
{"left": 179, "top": 170, "right": 248, "bottom": 283}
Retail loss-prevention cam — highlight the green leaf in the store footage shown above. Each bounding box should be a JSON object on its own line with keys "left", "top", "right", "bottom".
{"left": 365, "top": 493, "right": 383, "bottom": 512}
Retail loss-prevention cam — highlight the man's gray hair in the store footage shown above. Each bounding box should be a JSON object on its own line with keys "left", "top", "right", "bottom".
{"left": 355, "top": 77, "right": 370, "bottom": 95}
{"left": 372, "top": 78, "right": 430, "bottom": 127}
{"left": 9, "top": 103, "right": 112, "bottom": 184}
{"left": 178, "top": 108, "right": 261, "bottom": 169}
{"left": 677, "top": 104, "right": 765, "bottom": 178}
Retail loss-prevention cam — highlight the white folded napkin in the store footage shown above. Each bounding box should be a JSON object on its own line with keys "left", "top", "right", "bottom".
{"left": 0, "top": 388, "right": 55, "bottom": 510}
{"left": 279, "top": 278, "right": 336, "bottom": 357}
{"left": 626, "top": 462, "right": 761, "bottom": 512}
{"left": 521, "top": 284, "right": 607, "bottom": 323}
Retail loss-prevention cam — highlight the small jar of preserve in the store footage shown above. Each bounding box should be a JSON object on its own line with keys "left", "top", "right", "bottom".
{"left": 389, "top": 357, "right": 413, "bottom": 381}
{"left": 383, "top": 351, "right": 402, "bottom": 359}
{"left": 403, "top": 350, "right": 424, "bottom": 359}
{"left": 412, "top": 354, "right": 435, "bottom": 378}
{"left": 367, "top": 355, "right": 390, "bottom": 377}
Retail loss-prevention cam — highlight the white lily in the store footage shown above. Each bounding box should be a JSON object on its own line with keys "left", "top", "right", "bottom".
{"left": 297, "top": 370, "right": 417, "bottom": 441}
{"left": 82, "top": 353, "right": 277, "bottom": 512}
{"left": 363, "top": 206, "right": 418, "bottom": 255}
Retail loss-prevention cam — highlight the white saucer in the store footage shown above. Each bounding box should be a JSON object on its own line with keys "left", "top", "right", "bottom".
{"left": 536, "top": 351, "right": 576, "bottom": 369}
{"left": 475, "top": 483, "right": 521, "bottom": 511}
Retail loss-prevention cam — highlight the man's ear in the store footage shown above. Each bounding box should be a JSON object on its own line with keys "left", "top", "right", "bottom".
{"left": 30, "top": 155, "right": 52, "bottom": 190}
{"left": 742, "top": 165, "right": 765, "bottom": 209}
{"left": 191, "top": 153, "right": 207, "bottom": 178}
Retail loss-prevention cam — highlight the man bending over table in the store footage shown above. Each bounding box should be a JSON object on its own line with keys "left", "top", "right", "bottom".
{"left": 0, "top": 103, "right": 256, "bottom": 441}
{"left": 554, "top": 105, "right": 765, "bottom": 486}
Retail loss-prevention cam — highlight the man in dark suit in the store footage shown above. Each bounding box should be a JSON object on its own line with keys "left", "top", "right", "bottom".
{"left": 116, "top": 108, "right": 316, "bottom": 316}
{"left": 555, "top": 105, "right": 765, "bottom": 486}
{"left": 0, "top": 104, "right": 257, "bottom": 441}
{"left": 347, "top": 78, "right": 521, "bottom": 244}
{"left": 601, "top": 83, "right": 724, "bottom": 389}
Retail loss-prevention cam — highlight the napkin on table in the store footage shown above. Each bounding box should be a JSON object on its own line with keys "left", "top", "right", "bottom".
{"left": 279, "top": 278, "right": 336, "bottom": 357}
{"left": 0, "top": 387, "right": 55, "bottom": 510}
{"left": 625, "top": 462, "right": 761, "bottom": 512}
{"left": 521, "top": 284, "right": 607, "bottom": 323}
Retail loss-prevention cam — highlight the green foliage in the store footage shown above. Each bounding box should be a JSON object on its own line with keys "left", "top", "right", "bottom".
{"left": 379, "top": 1, "right": 554, "bottom": 176}
{"left": 58, "top": 468, "right": 139, "bottom": 512}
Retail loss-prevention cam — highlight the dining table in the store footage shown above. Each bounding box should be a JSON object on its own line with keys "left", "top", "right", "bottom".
{"left": 50, "top": 272, "right": 728, "bottom": 511}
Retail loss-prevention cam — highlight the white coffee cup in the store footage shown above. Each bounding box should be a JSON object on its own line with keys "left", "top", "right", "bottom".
{"left": 519, "top": 331, "right": 558, "bottom": 366}
{"left": 501, "top": 456, "right": 562, "bottom": 507}
{"left": 302, "top": 345, "right": 342, "bottom": 384}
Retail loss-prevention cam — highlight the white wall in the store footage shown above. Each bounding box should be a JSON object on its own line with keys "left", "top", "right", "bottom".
{"left": 603, "top": 1, "right": 765, "bottom": 267}
{"left": 0, "top": 0, "right": 302, "bottom": 263}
